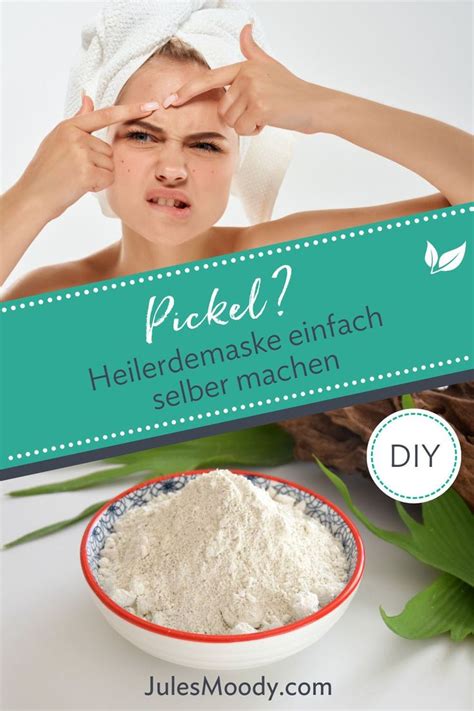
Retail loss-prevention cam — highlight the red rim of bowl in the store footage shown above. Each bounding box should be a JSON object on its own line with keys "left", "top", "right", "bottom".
{"left": 80, "top": 469, "right": 365, "bottom": 644}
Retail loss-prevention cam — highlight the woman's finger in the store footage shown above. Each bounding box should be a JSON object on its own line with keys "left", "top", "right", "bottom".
{"left": 90, "top": 150, "right": 114, "bottom": 172}
{"left": 217, "top": 84, "right": 242, "bottom": 124}
{"left": 87, "top": 135, "right": 113, "bottom": 156}
{"left": 221, "top": 95, "right": 248, "bottom": 129}
{"left": 239, "top": 24, "right": 277, "bottom": 64}
{"left": 164, "top": 63, "right": 243, "bottom": 108}
{"left": 234, "top": 111, "right": 262, "bottom": 136}
{"left": 217, "top": 84, "right": 238, "bottom": 115}
{"left": 68, "top": 101, "right": 161, "bottom": 134}
{"left": 88, "top": 167, "right": 115, "bottom": 192}
{"left": 73, "top": 94, "right": 86, "bottom": 117}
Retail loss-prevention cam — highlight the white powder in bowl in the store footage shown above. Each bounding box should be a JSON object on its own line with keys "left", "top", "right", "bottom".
{"left": 97, "top": 469, "right": 349, "bottom": 635}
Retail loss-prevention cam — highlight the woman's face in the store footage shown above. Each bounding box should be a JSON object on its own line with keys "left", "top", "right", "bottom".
{"left": 106, "top": 58, "right": 239, "bottom": 246}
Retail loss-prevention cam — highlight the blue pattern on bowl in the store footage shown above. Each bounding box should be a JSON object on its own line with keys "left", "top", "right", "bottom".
{"left": 85, "top": 474, "right": 358, "bottom": 585}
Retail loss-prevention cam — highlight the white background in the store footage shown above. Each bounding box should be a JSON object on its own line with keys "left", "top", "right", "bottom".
{"left": 1, "top": 461, "right": 473, "bottom": 710}
{"left": 1, "top": 0, "right": 473, "bottom": 289}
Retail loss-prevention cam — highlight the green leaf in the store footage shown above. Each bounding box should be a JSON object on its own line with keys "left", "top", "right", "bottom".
{"left": 105, "top": 424, "right": 294, "bottom": 469}
{"left": 9, "top": 425, "right": 294, "bottom": 497}
{"left": 315, "top": 458, "right": 414, "bottom": 552}
{"left": 401, "top": 394, "right": 416, "bottom": 409}
{"left": 380, "top": 573, "right": 474, "bottom": 640}
{"left": 2, "top": 500, "right": 107, "bottom": 549}
{"left": 7, "top": 465, "right": 138, "bottom": 497}
{"left": 399, "top": 489, "right": 474, "bottom": 587}
{"left": 3, "top": 426, "right": 294, "bottom": 549}
{"left": 315, "top": 458, "right": 474, "bottom": 587}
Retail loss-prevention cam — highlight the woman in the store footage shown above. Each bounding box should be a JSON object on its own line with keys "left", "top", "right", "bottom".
{"left": 1, "top": 23, "right": 473, "bottom": 300}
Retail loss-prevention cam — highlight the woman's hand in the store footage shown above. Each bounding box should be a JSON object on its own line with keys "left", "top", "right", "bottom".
{"left": 17, "top": 97, "right": 160, "bottom": 221}
{"left": 0, "top": 97, "right": 160, "bottom": 286}
{"left": 167, "top": 23, "right": 474, "bottom": 205}
{"left": 163, "top": 24, "right": 326, "bottom": 136}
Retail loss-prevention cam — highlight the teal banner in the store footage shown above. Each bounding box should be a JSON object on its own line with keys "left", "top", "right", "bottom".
{"left": 1, "top": 203, "right": 473, "bottom": 476}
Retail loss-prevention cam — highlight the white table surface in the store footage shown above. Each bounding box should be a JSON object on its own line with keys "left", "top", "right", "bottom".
{"left": 1, "top": 460, "right": 472, "bottom": 711}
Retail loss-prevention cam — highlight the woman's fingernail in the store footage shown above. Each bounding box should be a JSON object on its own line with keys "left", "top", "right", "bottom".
{"left": 141, "top": 101, "right": 160, "bottom": 111}
{"left": 163, "top": 94, "right": 178, "bottom": 109}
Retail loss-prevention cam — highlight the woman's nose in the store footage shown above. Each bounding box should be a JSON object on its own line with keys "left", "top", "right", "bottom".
{"left": 155, "top": 165, "right": 187, "bottom": 183}
{"left": 154, "top": 151, "right": 187, "bottom": 184}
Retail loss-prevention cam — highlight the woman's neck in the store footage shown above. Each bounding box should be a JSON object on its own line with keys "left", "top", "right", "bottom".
{"left": 114, "top": 223, "right": 220, "bottom": 275}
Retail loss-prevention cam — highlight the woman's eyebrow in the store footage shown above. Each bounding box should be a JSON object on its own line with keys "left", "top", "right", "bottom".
{"left": 122, "top": 119, "right": 229, "bottom": 141}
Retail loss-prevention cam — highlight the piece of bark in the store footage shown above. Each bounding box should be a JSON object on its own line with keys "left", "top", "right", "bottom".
{"left": 278, "top": 382, "right": 474, "bottom": 508}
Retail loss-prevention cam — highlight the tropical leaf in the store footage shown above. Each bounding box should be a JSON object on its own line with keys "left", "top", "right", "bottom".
{"left": 400, "top": 394, "right": 415, "bottom": 409}
{"left": 2, "top": 500, "right": 107, "bottom": 549}
{"left": 7, "top": 465, "right": 138, "bottom": 496}
{"left": 380, "top": 573, "right": 474, "bottom": 640}
{"left": 8, "top": 425, "right": 294, "bottom": 497}
{"left": 315, "top": 459, "right": 474, "bottom": 586}
{"left": 3, "top": 426, "right": 295, "bottom": 547}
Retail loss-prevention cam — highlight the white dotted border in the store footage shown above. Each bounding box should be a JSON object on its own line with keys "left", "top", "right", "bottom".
{"left": 6, "top": 354, "right": 470, "bottom": 463}
{"left": 2, "top": 207, "right": 472, "bottom": 313}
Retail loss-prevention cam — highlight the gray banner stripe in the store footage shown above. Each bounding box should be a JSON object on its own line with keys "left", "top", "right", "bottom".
{"left": 2, "top": 369, "right": 472, "bottom": 481}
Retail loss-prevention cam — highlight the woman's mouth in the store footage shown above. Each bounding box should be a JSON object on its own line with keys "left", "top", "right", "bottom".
{"left": 146, "top": 196, "right": 191, "bottom": 219}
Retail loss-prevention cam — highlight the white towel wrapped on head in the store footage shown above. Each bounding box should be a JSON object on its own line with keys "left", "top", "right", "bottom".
{"left": 64, "top": 0, "right": 295, "bottom": 225}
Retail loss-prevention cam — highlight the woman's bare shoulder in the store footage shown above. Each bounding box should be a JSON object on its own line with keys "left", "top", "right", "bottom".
{"left": 235, "top": 193, "right": 451, "bottom": 250}
{"left": 1, "top": 244, "right": 120, "bottom": 301}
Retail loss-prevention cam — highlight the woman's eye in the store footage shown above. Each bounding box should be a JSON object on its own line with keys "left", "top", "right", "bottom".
{"left": 125, "top": 130, "right": 154, "bottom": 143}
{"left": 191, "top": 142, "right": 222, "bottom": 153}
{"left": 124, "top": 132, "right": 221, "bottom": 152}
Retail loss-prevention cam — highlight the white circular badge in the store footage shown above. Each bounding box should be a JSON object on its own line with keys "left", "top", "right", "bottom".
{"left": 367, "top": 409, "right": 461, "bottom": 503}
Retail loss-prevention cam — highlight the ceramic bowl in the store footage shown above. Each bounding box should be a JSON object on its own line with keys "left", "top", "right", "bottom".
{"left": 81, "top": 470, "right": 364, "bottom": 670}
